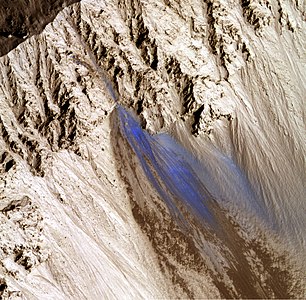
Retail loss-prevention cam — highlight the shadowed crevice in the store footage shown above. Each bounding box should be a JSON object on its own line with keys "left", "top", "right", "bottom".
{"left": 0, "top": 0, "right": 80, "bottom": 56}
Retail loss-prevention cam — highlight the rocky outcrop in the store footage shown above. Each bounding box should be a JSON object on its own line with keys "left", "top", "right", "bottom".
{"left": 0, "top": 0, "right": 305, "bottom": 298}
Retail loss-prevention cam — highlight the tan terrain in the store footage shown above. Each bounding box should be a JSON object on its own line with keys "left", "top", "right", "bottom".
{"left": 0, "top": 0, "right": 305, "bottom": 298}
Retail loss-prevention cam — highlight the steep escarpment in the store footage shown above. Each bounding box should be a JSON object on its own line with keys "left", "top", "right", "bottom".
{"left": 0, "top": 0, "right": 305, "bottom": 298}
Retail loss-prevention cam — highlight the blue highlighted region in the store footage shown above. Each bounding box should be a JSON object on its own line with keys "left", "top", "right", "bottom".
{"left": 114, "top": 105, "right": 274, "bottom": 233}
{"left": 116, "top": 105, "right": 220, "bottom": 228}
{"left": 112, "top": 105, "right": 305, "bottom": 299}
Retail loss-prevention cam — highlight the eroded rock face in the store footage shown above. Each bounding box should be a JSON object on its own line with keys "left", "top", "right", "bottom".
{"left": 0, "top": 0, "right": 305, "bottom": 298}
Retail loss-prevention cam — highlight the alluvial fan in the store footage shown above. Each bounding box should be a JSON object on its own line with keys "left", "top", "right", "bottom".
{"left": 0, "top": 0, "right": 305, "bottom": 299}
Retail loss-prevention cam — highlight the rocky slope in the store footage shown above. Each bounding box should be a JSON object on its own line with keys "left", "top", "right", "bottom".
{"left": 0, "top": 0, "right": 305, "bottom": 298}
